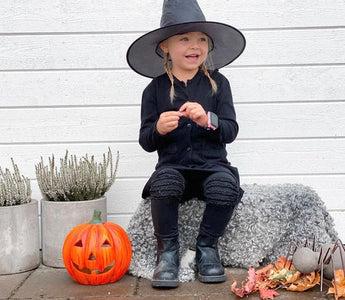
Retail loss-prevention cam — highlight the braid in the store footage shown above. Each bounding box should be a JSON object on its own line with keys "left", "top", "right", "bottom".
{"left": 164, "top": 53, "right": 175, "bottom": 103}
{"left": 201, "top": 63, "right": 218, "bottom": 94}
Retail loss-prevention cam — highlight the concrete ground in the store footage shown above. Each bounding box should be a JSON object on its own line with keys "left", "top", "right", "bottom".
{"left": 0, "top": 265, "right": 335, "bottom": 300}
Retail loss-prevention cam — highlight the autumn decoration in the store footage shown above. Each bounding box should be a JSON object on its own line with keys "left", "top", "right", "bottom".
{"left": 63, "top": 209, "right": 132, "bottom": 285}
{"left": 230, "top": 256, "right": 320, "bottom": 299}
{"left": 230, "top": 238, "right": 345, "bottom": 299}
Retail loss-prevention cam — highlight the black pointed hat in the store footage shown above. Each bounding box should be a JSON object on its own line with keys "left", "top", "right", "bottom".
{"left": 126, "top": 0, "right": 246, "bottom": 78}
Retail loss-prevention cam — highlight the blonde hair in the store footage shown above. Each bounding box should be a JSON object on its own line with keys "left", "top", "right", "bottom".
{"left": 163, "top": 54, "right": 218, "bottom": 103}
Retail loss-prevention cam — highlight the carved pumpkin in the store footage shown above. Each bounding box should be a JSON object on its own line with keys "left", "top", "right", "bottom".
{"left": 62, "top": 209, "right": 132, "bottom": 285}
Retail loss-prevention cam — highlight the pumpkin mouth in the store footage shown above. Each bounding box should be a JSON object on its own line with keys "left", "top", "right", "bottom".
{"left": 73, "top": 262, "right": 115, "bottom": 275}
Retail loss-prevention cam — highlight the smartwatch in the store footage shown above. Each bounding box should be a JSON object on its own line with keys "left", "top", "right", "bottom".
{"left": 206, "top": 111, "right": 218, "bottom": 130}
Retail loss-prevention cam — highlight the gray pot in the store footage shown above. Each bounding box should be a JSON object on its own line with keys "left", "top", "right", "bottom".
{"left": 0, "top": 200, "right": 40, "bottom": 274}
{"left": 41, "top": 196, "right": 107, "bottom": 268}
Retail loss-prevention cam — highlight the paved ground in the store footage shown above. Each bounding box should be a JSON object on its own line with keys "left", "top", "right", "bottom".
{"left": 0, "top": 265, "right": 335, "bottom": 299}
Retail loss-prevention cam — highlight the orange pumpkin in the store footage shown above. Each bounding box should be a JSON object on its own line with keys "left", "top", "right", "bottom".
{"left": 62, "top": 209, "right": 132, "bottom": 285}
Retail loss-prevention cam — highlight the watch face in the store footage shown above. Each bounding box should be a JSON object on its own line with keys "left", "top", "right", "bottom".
{"left": 208, "top": 112, "right": 218, "bottom": 130}
{"left": 211, "top": 112, "right": 218, "bottom": 128}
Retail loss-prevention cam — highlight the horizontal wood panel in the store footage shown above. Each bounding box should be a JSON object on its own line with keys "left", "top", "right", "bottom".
{"left": 236, "top": 28, "right": 345, "bottom": 66}
{"left": 1, "top": 0, "right": 345, "bottom": 33}
{"left": 0, "top": 107, "right": 140, "bottom": 143}
{"left": 1, "top": 66, "right": 345, "bottom": 107}
{"left": 0, "top": 70, "right": 150, "bottom": 107}
{"left": 236, "top": 102, "right": 345, "bottom": 139}
{"left": 206, "top": 0, "right": 345, "bottom": 30}
{"left": 1, "top": 139, "right": 344, "bottom": 179}
{"left": 1, "top": 103, "right": 344, "bottom": 143}
{"left": 225, "top": 66, "right": 345, "bottom": 104}
{"left": 230, "top": 138, "right": 345, "bottom": 176}
{"left": 1, "top": 29, "right": 345, "bottom": 70}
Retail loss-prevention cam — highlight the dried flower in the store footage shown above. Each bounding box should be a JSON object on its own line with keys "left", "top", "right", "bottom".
{"left": 0, "top": 159, "right": 31, "bottom": 206}
{"left": 35, "top": 148, "right": 118, "bottom": 201}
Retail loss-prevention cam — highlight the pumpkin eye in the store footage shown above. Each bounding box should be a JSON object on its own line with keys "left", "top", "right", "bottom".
{"left": 102, "top": 240, "right": 111, "bottom": 247}
{"left": 88, "top": 253, "right": 96, "bottom": 261}
{"left": 75, "top": 240, "right": 83, "bottom": 247}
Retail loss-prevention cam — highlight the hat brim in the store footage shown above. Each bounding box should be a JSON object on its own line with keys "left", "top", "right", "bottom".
{"left": 126, "top": 21, "right": 246, "bottom": 78}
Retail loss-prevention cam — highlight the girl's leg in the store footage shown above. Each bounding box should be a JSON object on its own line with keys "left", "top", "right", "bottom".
{"left": 149, "top": 168, "right": 185, "bottom": 288}
{"left": 196, "top": 171, "right": 241, "bottom": 283}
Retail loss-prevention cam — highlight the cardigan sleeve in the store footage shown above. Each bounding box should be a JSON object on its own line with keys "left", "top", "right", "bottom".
{"left": 138, "top": 80, "right": 164, "bottom": 152}
{"left": 208, "top": 71, "right": 239, "bottom": 144}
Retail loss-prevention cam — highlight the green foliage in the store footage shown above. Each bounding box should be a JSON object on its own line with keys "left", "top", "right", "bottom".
{"left": 36, "top": 148, "right": 119, "bottom": 201}
{"left": 0, "top": 159, "right": 32, "bottom": 206}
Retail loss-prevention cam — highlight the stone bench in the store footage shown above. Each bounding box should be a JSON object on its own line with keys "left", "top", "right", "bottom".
{"left": 126, "top": 183, "right": 338, "bottom": 282}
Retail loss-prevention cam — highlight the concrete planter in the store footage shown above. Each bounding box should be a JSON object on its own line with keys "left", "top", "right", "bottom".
{"left": 41, "top": 196, "right": 107, "bottom": 268}
{"left": 0, "top": 200, "right": 40, "bottom": 274}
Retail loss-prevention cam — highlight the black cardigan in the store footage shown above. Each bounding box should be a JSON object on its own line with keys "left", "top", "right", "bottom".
{"left": 139, "top": 69, "right": 241, "bottom": 195}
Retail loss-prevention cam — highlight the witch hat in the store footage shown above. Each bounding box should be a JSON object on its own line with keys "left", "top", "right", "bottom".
{"left": 126, "top": 0, "right": 245, "bottom": 78}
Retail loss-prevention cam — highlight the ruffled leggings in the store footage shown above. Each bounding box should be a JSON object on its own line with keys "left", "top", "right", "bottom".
{"left": 149, "top": 168, "right": 242, "bottom": 239}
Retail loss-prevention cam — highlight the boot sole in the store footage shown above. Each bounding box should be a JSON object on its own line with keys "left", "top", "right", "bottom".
{"left": 198, "top": 273, "right": 227, "bottom": 283}
{"left": 152, "top": 279, "right": 179, "bottom": 288}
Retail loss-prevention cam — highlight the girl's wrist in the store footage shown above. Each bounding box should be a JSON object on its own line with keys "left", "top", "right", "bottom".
{"left": 201, "top": 114, "right": 208, "bottom": 127}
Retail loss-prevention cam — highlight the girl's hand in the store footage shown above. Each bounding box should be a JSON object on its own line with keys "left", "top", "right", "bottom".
{"left": 156, "top": 111, "right": 182, "bottom": 135}
{"left": 179, "top": 102, "right": 208, "bottom": 127}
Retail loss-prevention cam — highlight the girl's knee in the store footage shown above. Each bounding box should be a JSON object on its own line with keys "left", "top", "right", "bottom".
{"left": 149, "top": 168, "right": 185, "bottom": 200}
{"left": 203, "top": 172, "right": 240, "bottom": 206}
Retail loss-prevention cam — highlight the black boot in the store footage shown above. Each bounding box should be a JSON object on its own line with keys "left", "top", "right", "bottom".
{"left": 196, "top": 234, "right": 226, "bottom": 283}
{"left": 152, "top": 236, "right": 179, "bottom": 288}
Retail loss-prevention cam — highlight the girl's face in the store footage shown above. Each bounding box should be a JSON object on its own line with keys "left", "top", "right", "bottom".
{"left": 160, "top": 31, "right": 209, "bottom": 79}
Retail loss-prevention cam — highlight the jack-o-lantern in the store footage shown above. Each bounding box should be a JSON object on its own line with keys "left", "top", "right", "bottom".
{"left": 62, "top": 209, "right": 132, "bottom": 285}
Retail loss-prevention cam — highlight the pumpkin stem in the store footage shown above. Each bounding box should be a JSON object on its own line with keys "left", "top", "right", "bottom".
{"left": 89, "top": 209, "right": 103, "bottom": 224}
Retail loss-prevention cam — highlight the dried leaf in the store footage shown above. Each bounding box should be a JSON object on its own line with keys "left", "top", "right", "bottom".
{"left": 284, "top": 271, "right": 302, "bottom": 284}
{"left": 274, "top": 256, "right": 293, "bottom": 271}
{"left": 259, "top": 286, "right": 279, "bottom": 299}
{"left": 286, "top": 271, "right": 320, "bottom": 292}
{"left": 269, "top": 267, "right": 299, "bottom": 284}
{"left": 257, "top": 264, "right": 274, "bottom": 276}
{"left": 266, "top": 256, "right": 303, "bottom": 288}
{"left": 328, "top": 269, "right": 345, "bottom": 300}
{"left": 230, "top": 256, "right": 320, "bottom": 299}
{"left": 256, "top": 264, "right": 276, "bottom": 289}
{"left": 230, "top": 267, "right": 256, "bottom": 297}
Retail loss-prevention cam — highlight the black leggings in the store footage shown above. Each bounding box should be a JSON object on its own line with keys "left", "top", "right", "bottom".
{"left": 149, "top": 168, "right": 242, "bottom": 238}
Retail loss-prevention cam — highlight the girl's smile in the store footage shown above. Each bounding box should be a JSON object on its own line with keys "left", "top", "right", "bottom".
{"left": 160, "top": 31, "right": 209, "bottom": 81}
{"left": 185, "top": 53, "right": 200, "bottom": 63}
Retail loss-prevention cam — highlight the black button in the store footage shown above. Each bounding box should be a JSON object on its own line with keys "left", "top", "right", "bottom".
{"left": 187, "top": 123, "right": 191, "bottom": 128}
{"left": 186, "top": 147, "right": 191, "bottom": 152}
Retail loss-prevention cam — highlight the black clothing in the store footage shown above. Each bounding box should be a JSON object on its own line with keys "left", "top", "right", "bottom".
{"left": 149, "top": 168, "right": 241, "bottom": 238}
{"left": 139, "top": 69, "right": 242, "bottom": 199}
{"left": 152, "top": 236, "right": 179, "bottom": 288}
{"left": 140, "top": 69, "right": 243, "bottom": 283}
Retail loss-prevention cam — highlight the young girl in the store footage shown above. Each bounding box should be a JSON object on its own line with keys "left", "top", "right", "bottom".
{"left": 127, "top": 0, "right": 245, "bottom": 288}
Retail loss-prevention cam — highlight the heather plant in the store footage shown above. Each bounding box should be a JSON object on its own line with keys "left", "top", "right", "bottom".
{"left": 0, "top": 159, "right": 32, "bottom": 206}
{"left": 35, "top": 148, "right": 119, "bottom": 201}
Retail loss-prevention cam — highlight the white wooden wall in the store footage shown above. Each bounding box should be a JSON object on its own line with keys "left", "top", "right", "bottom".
{"left": 1, "top": 1, "right": 344, "bottom": 239}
